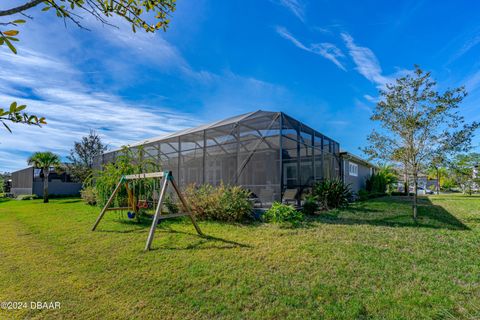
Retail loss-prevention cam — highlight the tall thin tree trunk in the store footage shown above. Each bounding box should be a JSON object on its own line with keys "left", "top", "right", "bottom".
{"left": 412, "top": 169, "right": 418, "bottom": 220}
{"left": 436, "top": 167, "right": 440, "bottom": 195}
{"left": 403, "top": 166, "right": 409, "bottom": 196}
{"left": 43, "top": 171, "right": 49, "bottom": 203}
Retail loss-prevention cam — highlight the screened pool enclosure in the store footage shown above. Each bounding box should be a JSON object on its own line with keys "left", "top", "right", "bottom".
{"left": 98, "top": 111, "right": 340, "bottom": 204}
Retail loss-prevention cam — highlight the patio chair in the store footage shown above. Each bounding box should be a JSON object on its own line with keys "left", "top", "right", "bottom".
{"left": 282, "top": 188, "right": 298, "bottom": 205}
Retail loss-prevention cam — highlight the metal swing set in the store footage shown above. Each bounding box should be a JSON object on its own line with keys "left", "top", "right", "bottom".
{"left": 91, "top": 171, "right": 203, "bottom": 251}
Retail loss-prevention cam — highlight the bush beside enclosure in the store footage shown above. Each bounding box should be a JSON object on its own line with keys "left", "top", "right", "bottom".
{"left": 264, "top": 202, "right": 304, "bottom": 225}
{"left": 184, "top": 184, "right": 253, "bottom": 222}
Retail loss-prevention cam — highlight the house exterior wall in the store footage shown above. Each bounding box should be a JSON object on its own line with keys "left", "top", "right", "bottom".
{"left": 342, "top": 158, "right": 373, "bottom": 194}
{"left": 11, "top": 167, "right": 34, "bottom": 196}
{"left": 11, "top": 167, "right": 81, "bottom": 197}
{"left": 32, "top": 180, "right": 82, "bottom": 197}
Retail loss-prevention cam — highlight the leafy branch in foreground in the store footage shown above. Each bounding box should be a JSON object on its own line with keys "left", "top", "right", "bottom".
{"left": 0, "top": 19, "right": 25, "bottom": 54}
{"left": 0, "top": 102, "right": 46, "bottom": 133}
{"left": 0, "top": 0, "right": 176, "bottom": 56}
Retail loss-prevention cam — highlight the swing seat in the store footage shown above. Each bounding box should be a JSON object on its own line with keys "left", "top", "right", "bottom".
{"left": 137, "top": 200, "right": 149, "bottom": 209}
{"left": 127, "top": 211, "right": 136, "bottom": 219}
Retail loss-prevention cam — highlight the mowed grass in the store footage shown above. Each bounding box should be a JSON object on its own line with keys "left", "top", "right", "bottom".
{"left": 0, "top": 195, "right": 479, "bottom": 319}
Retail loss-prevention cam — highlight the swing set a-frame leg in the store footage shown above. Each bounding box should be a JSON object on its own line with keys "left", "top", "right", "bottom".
{"left": 144, "top": 174, "right": 204, "bottom": 251}
{"left": 144, "top": 176, "right": 169, "bottom": 251}
{"left": 92, "top": 179, "right": 123, "bottom": 231}
{"left": 170, "top": 178, "right": 204, "bottom": 236}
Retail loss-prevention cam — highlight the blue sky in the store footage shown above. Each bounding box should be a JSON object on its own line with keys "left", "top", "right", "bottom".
{"left": 1, "top": 0, "right": 480, "bottom": 171}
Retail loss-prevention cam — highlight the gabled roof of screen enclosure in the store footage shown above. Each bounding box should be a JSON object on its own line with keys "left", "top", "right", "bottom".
{"left": 104, "top": 110, "right": 339, "bottom": 155}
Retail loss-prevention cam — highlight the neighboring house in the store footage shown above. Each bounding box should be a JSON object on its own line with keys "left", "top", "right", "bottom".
{"left": 416, "top": 175, "right": 437, "bottom": 194}
{"left": 96, "top": 110, "right": 341, "bottom": 205}
{"left": 472, "top": 164, "right": 479, "bottom": 192}
{"left": 11, "top": 166, "right": 82, "bottom": 197}
{"left": 396, "top": 174, "right": 437, "bottom": 194}
{"left": 340, "top": 152, "right": 376, "bottom": 194}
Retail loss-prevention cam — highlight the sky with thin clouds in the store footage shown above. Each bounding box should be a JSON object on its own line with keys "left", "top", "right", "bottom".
{"left": 1, "top": 0, "right": 480, "bottom": 171}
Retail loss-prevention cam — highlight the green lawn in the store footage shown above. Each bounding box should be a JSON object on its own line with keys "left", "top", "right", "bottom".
{"left": 0, "top": 195, "right": 479, "bottom": 319}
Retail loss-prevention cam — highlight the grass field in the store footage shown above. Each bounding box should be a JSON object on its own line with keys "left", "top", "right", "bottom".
{"left": 0, "top": 195, "right": 479, "bottom": 319}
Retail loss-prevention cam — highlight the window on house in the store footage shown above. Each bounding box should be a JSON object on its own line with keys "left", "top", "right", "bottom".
{"left": 349, "top": 162, "right": 358, "bottom": 177}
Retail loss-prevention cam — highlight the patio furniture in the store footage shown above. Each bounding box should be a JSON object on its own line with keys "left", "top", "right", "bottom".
{"left": 282, "top": 188, "right": 298, "bottom": 205}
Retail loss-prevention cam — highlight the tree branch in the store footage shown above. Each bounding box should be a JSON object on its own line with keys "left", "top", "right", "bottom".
{"left": 0, "top": 0, "right": 44, "bottom": 17}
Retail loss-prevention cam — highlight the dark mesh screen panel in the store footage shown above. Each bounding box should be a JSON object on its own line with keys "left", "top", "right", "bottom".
{"left": 299, "top": 144, "right": 314, "bottom": 186}
{"left": 179, "top": 148, "right": 203, "bottom": 186}
{"left": 281, "top": 137, "right": 298, "bottom": 190}
{"left": 314, "top": 147, "right": 323, "bottom": 181}
{"left": 204, "top": 143, "right": 237, "bottom": 185}
{"left": 161, "top": 153, "right": 179, "bottom": 178}
{"left": 236, "top": 113, "right": 281, "bottom": 203}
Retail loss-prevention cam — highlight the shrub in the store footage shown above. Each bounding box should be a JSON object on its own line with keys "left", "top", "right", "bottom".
{"left": 366, "top": 173, "right": 387, "bottom": 193}
{"left": 219, "top": 186, "right": 254, "bottom": 221}
{"left": 302, "top": 194, "right": 318, "bottom": 215}
{"left": 80, "top": 186, "right": 97, "bottom": 205}
{"left": 16, "top": 194, "right": 38, "bottom": 200}
{"left": 357, "top": 189, "right": 387, "bottom": 201}
{"left": 264, "top": 202, "right": 304, "bottom": 225}
{"left": 184, "top": 184, "right": 253, "bottom": 222}
{"left": 164, "top": 194, "right": 179, "bottom": 214}
{"left": 358, "top": 188, "right": 369, "bottom": 201}
{"left": 313, "top": 179, "right": 351, "bottom": 210}
{"left": 184, "top": 184, "right": 218, "bottom": 219}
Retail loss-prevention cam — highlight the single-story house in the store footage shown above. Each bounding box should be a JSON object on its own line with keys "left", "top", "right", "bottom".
{"left": 11, "top": 166, "right": 82, "bottom": 197}
{"left": 96, "top": 110, "right": 342, "bottom": 204}
{"left": 339, "top": 151, "right": 376, "bottom": 194}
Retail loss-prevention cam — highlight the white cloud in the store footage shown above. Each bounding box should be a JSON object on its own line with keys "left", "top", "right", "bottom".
{"left": 276, "top": 26, "right": 346, "bottom": 71}
{"left": 0, "top": 49, "right": 198, "bottom": 171}
{"left": 341, "top": 33, "right": 388, "bottom": 86}
{"left": 363, "top": 94, "right": 378, "bottom": 103}
{"left": 355, "top": 99, "right": 373, "bottom": 114}
{"left": 448, "top": 33, "right": 480, "bottom": 64}
{"left": 327, "top": 120, "right": 349, "bottom": 126}
{"left": 275, "top": 0, "right": 305, "bottom": 22}
{"left": 341, "top": 33, "right": 410, "bottom": 90}
{"left": 464, "top": 69, "right": 480, "bottom": 93}
{"left": 81, "top": 15, "right": 217, "bottom": 84}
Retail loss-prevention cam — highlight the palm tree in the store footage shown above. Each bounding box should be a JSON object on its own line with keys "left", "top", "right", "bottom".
{"left": 27, "top": 152, "right": 61, "bottom": 203}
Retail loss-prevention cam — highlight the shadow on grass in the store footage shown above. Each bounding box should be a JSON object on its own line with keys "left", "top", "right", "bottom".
{"left": 96, "top": 215, "right": 158, "bottom": 233}
{"left": 57, "top": 199, "right": 82, "bottom": 204}
{"left": 97, "top": 215, "right": 251, "bottom": 250}
{"left": 147, "top": 230, "right": 251, "bottom": 251}
{"left": 159, "top": 228, "right": 251, "bottom": 249}
{"left": 315, "top": 196, "right": 469, "bottom": 231}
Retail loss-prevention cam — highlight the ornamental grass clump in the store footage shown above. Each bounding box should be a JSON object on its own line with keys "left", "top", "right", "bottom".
{"left": 313, "top": 179, "right": 351, "bottom": 210}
